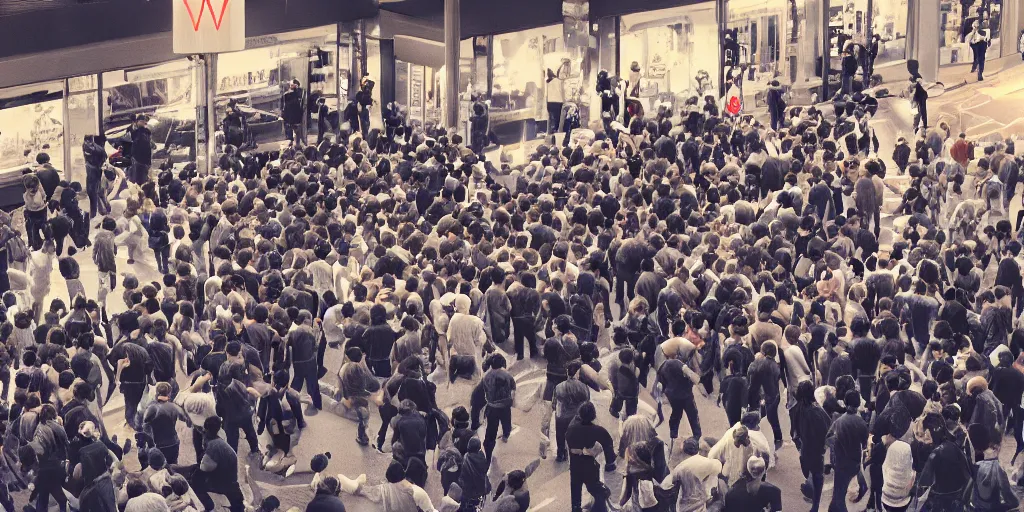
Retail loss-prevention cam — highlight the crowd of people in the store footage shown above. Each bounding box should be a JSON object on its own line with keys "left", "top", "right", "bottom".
{"left": 0, "top": 63, "right": 1021, "bottom": 512}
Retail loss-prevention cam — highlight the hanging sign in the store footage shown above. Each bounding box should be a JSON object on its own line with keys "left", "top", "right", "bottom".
{"left": 173, "top": 0, "right": 246, "bottom": 54}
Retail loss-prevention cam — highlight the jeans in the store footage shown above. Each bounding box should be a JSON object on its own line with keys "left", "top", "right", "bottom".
{"left": 225, "top": 415, "right": 260, "bottom": 455}
{"left": 668, "top": 395, "right": 702, "bottom": 440}
{"left": 377, "top": 402, "right": 398, "bottom": 450}
{"left": 829, "top": 465, "right": 857, "bottom": 512}
{"left": 291, "top": 361, "right": 323, "bottom": 409}
{"left": 87, "top": 178, "right": 108, "bottom": 218}
{"left": 483, "top": 406, "right": 512, "bottom": 461}
{"left": 555, "top": 416, "right": 572, "bottom": 458}
{"left": 153, "top": 244, "right": 170, "bottom": 274}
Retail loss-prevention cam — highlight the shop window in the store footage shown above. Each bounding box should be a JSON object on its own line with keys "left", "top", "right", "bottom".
{"left": 0, "top": 82, "right": 65, "bottom": 186}
{"left": 215, "top": 25, "right": 336, "bottom": 149}
{"left": 940, "top": 0, "right": 1001, "bottom": 65}
{"left": 101, "top": 61, "right": 196, "bottom": 167}
{"left": 620, "top": 4, "right": 720, "bottom": 113}
{"left": 872, "top": 0, "right": 909, "bottom": 67}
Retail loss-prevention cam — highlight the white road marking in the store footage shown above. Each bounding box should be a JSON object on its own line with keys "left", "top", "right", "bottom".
{"left": 528, "top": 497, "right": 555, "bottom": 511}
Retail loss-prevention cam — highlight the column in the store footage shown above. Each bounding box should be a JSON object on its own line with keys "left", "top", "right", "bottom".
{"left": 365, "top": 16, "right": 385, "bottom": 131}
{"left": 197, "top": 54, "right": 217, "bottom": 176}
{"left": 444, "top": 0, "right": 460, "bottom": 129}
{"left": 62, "top": 80, "right": 73, "bottom": 185}
{"left": 914, "top": 0, "right": 939, "bottom": 81}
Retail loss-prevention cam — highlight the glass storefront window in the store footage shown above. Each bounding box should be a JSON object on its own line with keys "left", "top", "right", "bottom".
{"left": 66, "top": 91, "right": 99, "bottom": 185}
{"left": 215, "top": 25, "right": 336, "bottom": 149}
{"left": 102, "top": 60, "right": 196, "bottom": 167}
{"left": 872, "top": 0, "right": 909, "bottom": 66}
{"left": 728, "top": 0, "right": 788, "bottom": 106}
{"left": 0, "top": 82, "right": 65, "bottom": 185}
{"left": 940, "top": 0, "right": 1002, "bottom": 65}
{"left": 620, "top": 4, "right": 720, "bottom": 113}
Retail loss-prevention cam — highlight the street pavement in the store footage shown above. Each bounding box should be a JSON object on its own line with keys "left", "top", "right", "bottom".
{"left": 12, "top": 75, "right": 1024, "bottom": 510}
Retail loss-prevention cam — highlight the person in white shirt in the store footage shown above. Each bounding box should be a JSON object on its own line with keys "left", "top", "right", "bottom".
{"left": 969, "top": 20, "right": 992, "bottom": 80}
{"left": 339, "top": 460, "right": 437, "bottom": 512}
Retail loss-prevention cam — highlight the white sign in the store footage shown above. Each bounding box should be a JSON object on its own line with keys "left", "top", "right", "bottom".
{"left": 173, "top": 0, "right": 246, "bottom": 54}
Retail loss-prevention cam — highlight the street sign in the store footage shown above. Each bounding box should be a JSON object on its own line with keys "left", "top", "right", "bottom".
{"left": 173, "top": 0, "right": 246, "bottom": 55}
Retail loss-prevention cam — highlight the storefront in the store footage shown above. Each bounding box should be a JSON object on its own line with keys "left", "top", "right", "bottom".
{"left": 940, "top": 0, "right": 1003, "bottom": 65}
{"left": 214, "top": 26, "right": 341, "bottom": 150}
{"left": 619, "top": 4, "right": 721, "bottom": 111}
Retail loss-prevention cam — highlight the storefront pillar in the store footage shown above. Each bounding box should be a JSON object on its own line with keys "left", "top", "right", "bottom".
{"left": 444, "top": 0, "right": 461, "bottom": 129}
{"left": 198, "top": 54, "right": 217, "bottom": 176}
{"left": 821, "top": 0, "right": 831, "bottom": 99}
{"left": 61, "top": 80, "right": 73, "bottom": 185}
{"left": 717, "top": 0, "right": 728, "bottom": 98}
{"left": 95, "top": 74, "right": 103, "bottom": 136}
{"left": 912, "top": 0, "right": 939, "bottom": 81}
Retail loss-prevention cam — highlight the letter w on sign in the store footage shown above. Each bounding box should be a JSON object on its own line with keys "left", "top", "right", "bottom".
{"left": 173, "top": 0, "right": 245, "bottom": 54}
{"left": 182, "top": 0, "right": 230, "bottom": 31}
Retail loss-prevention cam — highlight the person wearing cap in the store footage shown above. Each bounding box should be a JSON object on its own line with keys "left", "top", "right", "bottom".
{"left": 825, "top": 389, "right": 868, "bottom": 512}
{"left": 722, "top": 456, "right": 781, "bottom": 511}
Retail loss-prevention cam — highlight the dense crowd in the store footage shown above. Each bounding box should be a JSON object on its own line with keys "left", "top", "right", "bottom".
{"left": 0, "top": 65, "right": 1022, "bottom": 512}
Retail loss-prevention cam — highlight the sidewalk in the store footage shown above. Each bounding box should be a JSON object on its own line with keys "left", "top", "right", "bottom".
{"left": 937, "top": 53, "right": 1023, "bottom": 90}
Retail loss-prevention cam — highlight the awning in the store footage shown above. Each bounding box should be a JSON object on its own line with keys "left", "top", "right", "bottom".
{"left": 394, "top": 35, "right": 446, "bottom": 68}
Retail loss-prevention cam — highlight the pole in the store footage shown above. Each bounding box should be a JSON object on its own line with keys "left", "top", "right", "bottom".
{"left": 95, "top": 74, "right": 103, "bottom": 137}
{"left": 61, "top": 79, "right": 72, "bottom": 184}
{"left": 718, "top": 0, "right": 728, "bottom": 98}
{"left": 864, "top": 0, "right": 873, "bottom": 88}
{"left": 205, "top": 54, "right": 217, "bottom": 176}
{"left": 444, "top": 0, "right": 461, "bottom": 130}
{"left": 821, "top": 0, "right": 831, "bottom": 100}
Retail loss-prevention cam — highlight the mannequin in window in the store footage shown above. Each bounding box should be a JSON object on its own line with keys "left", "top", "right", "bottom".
{"left": 620, "top": 61, "right": 649, "bottom": 129}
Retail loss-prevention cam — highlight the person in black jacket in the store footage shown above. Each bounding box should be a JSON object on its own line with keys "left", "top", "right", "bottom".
{"left": 748, "top": 342, "right": 784, "bottom": 449}
{"left": 480, "top": 353, "right": 516, "bottom": 462}
{"left": 656, "top": 349, "right": 702, "bottom": 450}
{"left": 566, "top": 402, "right": 616, "bottom": 512}
{"left": 765, "top": 80, "right": 786, "bottom": 131}
{"left": 790, "top": 380, "right": 830, "bottom": 512}
{"left": 128, "top": 115, "right": 152, "bottom": 185}
{"left": 282, "top": 79, "right": 304, "bottom": 145}
{"left": 82, "top": 136, "right": 108, "bottom": 217}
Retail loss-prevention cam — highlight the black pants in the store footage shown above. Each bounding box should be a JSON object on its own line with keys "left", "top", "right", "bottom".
{"left": 121, "top": 381, "right": 145, "bottom": 430}
{"left": 610, "top": 395, "right": 638, "bottom": 419}
{"left": 555, "top": 416, "right": 572, "bottom": 459}
{"left": 511, "top": 318, "right": 538, "bottom": 359}
{"left": 377, "top": 402, "right": 398, "bottom": 450}
{"left": 24, "top": 208, "right": 46, "bottom": 251}
{"left": 668, "top": 395, "right": 701, "bottom": 440}
{"left": 157, "top": 442, "right": 180, "bottom": 465}
{"left": 284, "top": 124, "right": 301, "bottom": 145}
{"left": 87, "top": 178, "right": 108, "bottom": 218}
{"left": 547, "top": 102, "right": 564, "bottom": 134}
{"left": 470, "top": 384, "right": 485, "bottom": 431}
{"left": 130, "top": 161, "right": 150, "bottom": 185}
{"left": 193, "top": 476, "right": 245, "bottom": 512}
{"left": 225, "top": 415, "right": 260, "bottom": 455}
{"left": 34, "top": 465, "right": 67, "bottom": 512}
{"left": 192, "top": 426, "right": 205, "bottom": 463}
{"left": 972, "top": 43, "right": 987, "bottom": 78}
{"left": 914, "top": 100, "right": 928, "bottom": 132}
{"left": 615, "top": 271, "right": 639, "bottom": 319}
{"left": 291, "top": 361, "right": 322, "bottom": 409}
{"left": 569, "top": 456, "right": 608, "bottom": 512}
{"left": 763, "top": 395, "right": 783, "bottom": 443}
{"left": 153, "top": 244, "right": 170, "bottom": 274}
{"left": 483, "top": 406, "right": 512, "bottom": 461}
